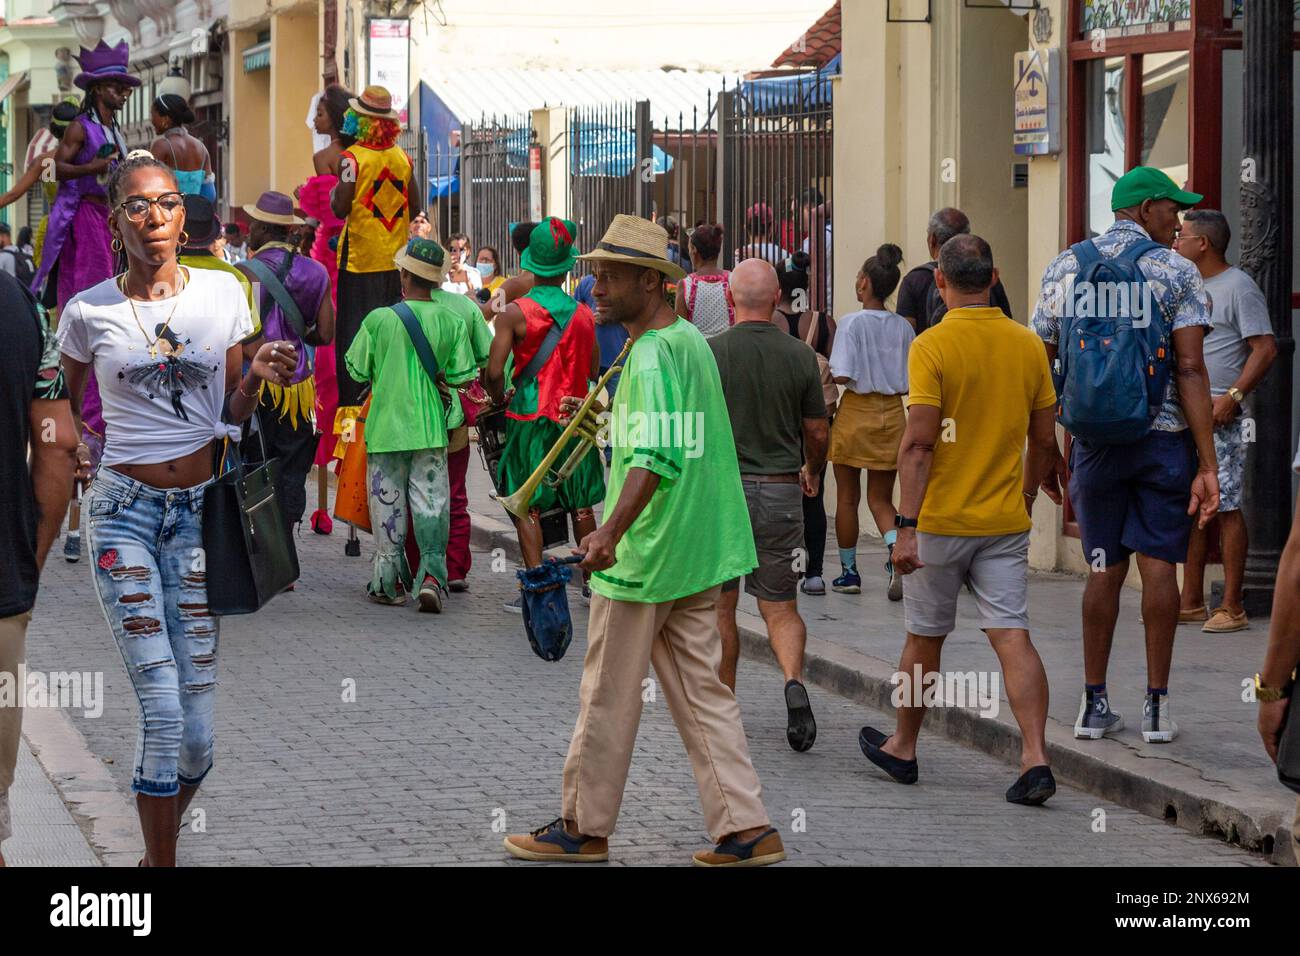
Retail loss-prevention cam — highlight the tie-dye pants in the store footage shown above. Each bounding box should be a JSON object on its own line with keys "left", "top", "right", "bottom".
{"left": 366, "top": 447, "right": 450, "bottom": 599}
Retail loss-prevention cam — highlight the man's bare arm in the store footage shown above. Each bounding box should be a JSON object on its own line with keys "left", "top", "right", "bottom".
{"left": 28, "top": 397, "right": 77, "bottom": 570}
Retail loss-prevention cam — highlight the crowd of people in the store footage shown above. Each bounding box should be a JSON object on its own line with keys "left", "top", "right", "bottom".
{"left": 2, "top": 40, "right": 1297, "bottom": 869}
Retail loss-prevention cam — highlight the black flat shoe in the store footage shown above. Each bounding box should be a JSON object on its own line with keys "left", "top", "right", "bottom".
{"left": 858, "top": 725, "right": 918, "bottom": 784}
{"left": 1006, "top": 765, "right": 1056, "bottom": 806}
{"left": 784, "top": 680, "right": 817, "bottom": 753}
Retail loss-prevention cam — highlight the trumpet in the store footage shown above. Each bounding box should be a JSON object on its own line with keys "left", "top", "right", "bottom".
{"left": 500, "top": 337, "right": 634, "bottom": 520}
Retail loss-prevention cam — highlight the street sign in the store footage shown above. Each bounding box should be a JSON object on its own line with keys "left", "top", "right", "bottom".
{"left": 1013, "top": 48, "right": 1060, "bottom": 156}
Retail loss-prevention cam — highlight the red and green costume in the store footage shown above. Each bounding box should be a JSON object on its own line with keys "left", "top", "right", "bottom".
{"left": 497, "top": 284, "right": 605, "bottom": 512}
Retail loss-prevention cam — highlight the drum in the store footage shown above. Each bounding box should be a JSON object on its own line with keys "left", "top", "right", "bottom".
{"left": 476, "top": 406, "right": 509, "bottom": 494}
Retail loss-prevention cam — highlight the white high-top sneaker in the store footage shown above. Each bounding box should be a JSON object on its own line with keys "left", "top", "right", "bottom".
{"left": 1141, "top": 693, "right": 1179, "bottom": 743}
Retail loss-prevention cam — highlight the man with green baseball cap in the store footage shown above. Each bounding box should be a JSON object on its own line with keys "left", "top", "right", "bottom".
{"left": 1111, "top": 166, "right": 1203, "bottom": 212}
{"left": 486, "top": 217, "right": 604, "bottom": 604}
{"left": 1029, "top": 166, "right": 1218, "bottom": 747}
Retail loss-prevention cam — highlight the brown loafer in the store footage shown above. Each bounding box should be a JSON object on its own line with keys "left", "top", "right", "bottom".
{"left": 1203, "top": 606, "right": 1248, "bottom": 633}
{"left": 1179, "top": 605, "right": 1208, "bottom": 624}
{"left": 692, "top": 828, "right": 786, "bottom": 867}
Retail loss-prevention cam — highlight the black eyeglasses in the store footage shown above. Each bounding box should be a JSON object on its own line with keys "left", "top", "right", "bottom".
{"left": 118, "top": 193, "right": 184, "bottom": 223}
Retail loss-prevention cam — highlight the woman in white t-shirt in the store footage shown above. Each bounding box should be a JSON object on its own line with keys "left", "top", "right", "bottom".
{"left": 826, "top": 243, "right": 914, "bottom": 600}
{"left": 441, "top": 231, "right": 483, "bottom": 296}
{"left": 57, "top": 155, "right": 295, "bottom": 868}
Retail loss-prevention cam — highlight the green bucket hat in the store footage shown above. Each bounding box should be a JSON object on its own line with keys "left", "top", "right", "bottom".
{"left": 1111, "top": 166, "right": 1203, "bottom": 212}
{"left": 394, "top": 238, "right": 449, "bottom": 284}
{"left": 520, "top": 217, "right": 580, "bottom": 277}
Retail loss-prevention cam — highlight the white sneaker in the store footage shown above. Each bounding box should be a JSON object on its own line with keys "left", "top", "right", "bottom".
{"left": 1141, "top": 694, "right": 1178, "bottom": 743}
{"left": 1073, "top": 691, "right": 1124, "bottom": 739}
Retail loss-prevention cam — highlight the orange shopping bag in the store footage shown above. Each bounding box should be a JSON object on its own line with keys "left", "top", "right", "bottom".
{"left": 332, "top": 399, "right": 371, "bottom": 533}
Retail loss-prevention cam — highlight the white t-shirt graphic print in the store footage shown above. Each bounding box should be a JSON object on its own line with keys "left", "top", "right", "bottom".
{"left": 58, "top": 268, "right": 255, "bottom": 467}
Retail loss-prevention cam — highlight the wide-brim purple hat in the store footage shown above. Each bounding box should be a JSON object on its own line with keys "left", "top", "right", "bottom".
{"left": 74, "top": 40, "right": 142, "bottom": 91}
{"left": 243, "top": 191, "right": 304, "bottom": 226}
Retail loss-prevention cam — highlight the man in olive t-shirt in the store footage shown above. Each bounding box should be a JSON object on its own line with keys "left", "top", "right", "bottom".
{"left": 709, "top": 259, "right": 827, "bottom": 753}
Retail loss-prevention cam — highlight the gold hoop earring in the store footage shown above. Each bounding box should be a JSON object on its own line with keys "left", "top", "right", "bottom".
{"left": 111, "top": 237, "right": 123, "bottom": 252}
{"left": 179, "top": 231, "right": 189, "bottom": 247}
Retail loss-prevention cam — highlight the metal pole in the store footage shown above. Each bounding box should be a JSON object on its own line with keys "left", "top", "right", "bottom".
{"left": 1240, "top": 0, "right": 1295, "bottom": 616}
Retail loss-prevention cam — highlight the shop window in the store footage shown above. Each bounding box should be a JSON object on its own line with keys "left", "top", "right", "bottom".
{"left": 1140, "top": 51, "right": 1189, "bottom": 187}
{"left": 1085, "top": 56, "right": 1125, "bottom": 237}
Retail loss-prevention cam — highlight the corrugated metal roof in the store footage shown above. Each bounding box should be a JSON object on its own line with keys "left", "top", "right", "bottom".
{"left": 422, "top": 66, "right": 736, "bottom": 127}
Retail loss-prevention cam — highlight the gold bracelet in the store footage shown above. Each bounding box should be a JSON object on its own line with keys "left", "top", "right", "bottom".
{"left": 238, "top": 379, "right": 260, "bottom": 399}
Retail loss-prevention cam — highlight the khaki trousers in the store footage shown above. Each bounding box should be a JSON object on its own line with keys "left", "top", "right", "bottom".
{"left": 562, "top": 587, "right": 770, "bottom": 842}
{"left": 0, "top": 611, "right": 30, "bottom": 844}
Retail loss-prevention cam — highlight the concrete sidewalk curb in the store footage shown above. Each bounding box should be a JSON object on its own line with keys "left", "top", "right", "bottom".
{"left": 23, "top": 707, "right": 143, "bottom": 867}
{"left": 469, "top": 509, "right": 1293, "bottom": 866}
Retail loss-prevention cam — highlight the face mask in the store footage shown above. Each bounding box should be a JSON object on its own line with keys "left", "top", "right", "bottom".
{"left": 477, "top": 262, "right": 496, "bottom": 279}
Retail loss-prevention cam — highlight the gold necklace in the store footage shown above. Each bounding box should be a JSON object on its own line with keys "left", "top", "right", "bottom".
{"left": 120, "top": 269, "right": 188, "bottom": 359}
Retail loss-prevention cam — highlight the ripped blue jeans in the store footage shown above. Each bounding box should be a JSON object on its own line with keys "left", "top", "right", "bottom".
{"left": 86, "top": 467, "right": 218, "bottom": 797}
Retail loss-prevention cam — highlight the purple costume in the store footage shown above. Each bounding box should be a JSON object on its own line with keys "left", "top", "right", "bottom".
{"left": 33, "top": 114, "right": 122, "bottom": 444}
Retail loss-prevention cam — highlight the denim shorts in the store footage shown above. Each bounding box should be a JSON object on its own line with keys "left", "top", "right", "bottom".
{"left": 1069, "top": 429, "right": 1196, "bottom": 567}
{"left": 85, "top": 467, "right": 218, "bottom": 797}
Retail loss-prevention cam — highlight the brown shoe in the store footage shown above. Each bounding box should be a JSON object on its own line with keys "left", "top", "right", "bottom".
{"left": 692, "top": 827, "right": 786, "bottom": 867}
{"left": 1203, "top": 606, "right": 1248, "bottom": 633}
{"left": 503, "top": 818, "right": 608, "bottom": 862}
{"left": 1179, "top": 605, "right": 1208, "bottom": 624}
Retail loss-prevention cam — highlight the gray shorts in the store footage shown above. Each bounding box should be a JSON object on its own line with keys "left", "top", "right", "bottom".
{"left": 722, "top": 479, "right": 803, "bottom": 603}
{"left": 903, "top": 531, "right": 1030, "bottom": 636}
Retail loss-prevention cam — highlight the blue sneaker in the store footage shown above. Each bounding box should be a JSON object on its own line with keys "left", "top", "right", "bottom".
{"left": 1073, "top": 690, "right": 1124, "bottom": 739}
{"left": 832, "top": 566, "right": 861, "bottom": 594}
{"left": 504, "top": 818, "right": 608, "bottom": 862}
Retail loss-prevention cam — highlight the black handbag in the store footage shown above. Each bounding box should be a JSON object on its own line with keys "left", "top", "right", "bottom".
{"left": 203, "top": 416, "right": 300, "bottom": 615}
{"left": 1276, "top": 679, "right": 1300, "bottom": 794}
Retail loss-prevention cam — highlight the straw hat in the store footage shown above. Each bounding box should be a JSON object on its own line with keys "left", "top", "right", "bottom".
{"left": 576, "top": 214, "right": 685, "bottom": 281}
{"left": 349, "top": 85, "right": 399, "bottom": 120}
{"left": 394, "top": 238, "right": 449, "bottom": 284}
{"left": 243, "top": 190, "right": 304, "bottom": 226}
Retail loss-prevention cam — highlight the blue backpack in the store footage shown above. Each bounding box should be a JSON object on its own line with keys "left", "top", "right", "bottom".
{"left": 1052, "top": 238, "right": 1171, "bottom": 445}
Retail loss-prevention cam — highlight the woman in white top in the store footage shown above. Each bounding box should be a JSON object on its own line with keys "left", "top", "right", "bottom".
{"left": 57, "top": 154, "right": 295, "bottom": 867}
{"left": 826, "top": 243, "right": 914, "bottom": 600}
{"left": 674, "top": 223, "right": 733, "bottom": 336}
{"left": 441, "top": 231, "right": 483, "bottom": 296}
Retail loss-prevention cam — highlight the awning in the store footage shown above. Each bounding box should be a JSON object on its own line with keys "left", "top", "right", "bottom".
{"left": 500, "top": 125, "right": 674, "bottom": 178}
{"left": 0, "top": 71, "right": 30, "bottom": 107}
{"left": 739, "top": 54, "right": 839, "bottom": 112}
{"left": 242, "top": 41, "right": 271, "bottom": 74}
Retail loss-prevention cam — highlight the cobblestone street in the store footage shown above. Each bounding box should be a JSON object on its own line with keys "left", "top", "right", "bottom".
{"left": 21, "top": 521, "right": 1263, "bottom": 867}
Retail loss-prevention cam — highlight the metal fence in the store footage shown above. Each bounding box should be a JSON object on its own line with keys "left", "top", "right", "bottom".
{"left": 719, "top": 71, "right": 834, "bottom": 310}
{"left": 456, "top": 113, "right": 535, "bottom": 275}
{"left": 414, "top": 70, "right": 834, "bottom": 308}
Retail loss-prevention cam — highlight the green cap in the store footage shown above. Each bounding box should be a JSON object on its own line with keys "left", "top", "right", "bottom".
{"left": 520, "top": 217, "right": 580, "bottom": 277}
{"left": 1111, "top": 166, "right": 1203, "bottom": 212}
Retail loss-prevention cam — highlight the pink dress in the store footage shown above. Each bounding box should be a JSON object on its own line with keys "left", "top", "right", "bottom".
{"left": 298, "top": 173, "right": 345, "bottom": 466}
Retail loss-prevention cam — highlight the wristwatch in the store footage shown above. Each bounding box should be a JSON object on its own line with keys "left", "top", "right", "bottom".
{"left": 1255, "top": 673, "right": 1294, "bottom": 704}
{"left": 1227, "top": 386, "right": 1245, "bottom": 403}
{"left": 894, "top": 515, "right": 919, "bottom": 529}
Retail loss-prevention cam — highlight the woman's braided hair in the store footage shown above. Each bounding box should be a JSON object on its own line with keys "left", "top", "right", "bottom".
{"left": 107, "top": 152, "right": 178, "bottom": 208}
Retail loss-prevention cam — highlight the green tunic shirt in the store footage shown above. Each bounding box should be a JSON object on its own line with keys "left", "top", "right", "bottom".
{"left": 430, "top": 288, "right": 493, "bottom": 368}
{"left": 591, "top": 317, "right": 757, "bottom": 604}
{"left": 344, "top": 298, "right": 477, "bottom": 453}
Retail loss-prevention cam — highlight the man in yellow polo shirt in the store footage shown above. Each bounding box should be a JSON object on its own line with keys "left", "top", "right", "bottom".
{"left": 857, "top": 233, "right": 1066, "bottom": 808}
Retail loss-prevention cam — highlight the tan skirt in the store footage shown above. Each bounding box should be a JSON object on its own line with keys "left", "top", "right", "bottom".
{"left": 828, "top": 391, "right": 905, "bottom": 470}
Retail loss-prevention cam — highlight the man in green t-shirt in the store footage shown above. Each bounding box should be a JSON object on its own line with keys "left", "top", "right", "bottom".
{"left": 344, "top": 239, "right": 476, "bottom": 613}
{"left": 503, "top": 216, "right": 783, "bottom": 868}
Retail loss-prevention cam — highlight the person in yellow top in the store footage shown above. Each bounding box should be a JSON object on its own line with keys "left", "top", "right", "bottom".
{"left": 857, "top": 233, "right": 1065, "bottom": 809}
{"left": 329, "top": 85, "right": 415, "bottom": 411}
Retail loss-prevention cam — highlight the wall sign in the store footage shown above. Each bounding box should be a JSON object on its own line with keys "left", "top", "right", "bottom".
{"left": 1013, "top": 48, "right": 1060, "bottom": 156}
{"left": 367, "top": 18, "right": 410, "bottom": 127}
